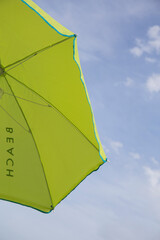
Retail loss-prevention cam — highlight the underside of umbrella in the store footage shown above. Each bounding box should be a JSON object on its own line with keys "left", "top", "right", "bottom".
{"left": 0, "top": 0, "right": 107, "bottom": 213}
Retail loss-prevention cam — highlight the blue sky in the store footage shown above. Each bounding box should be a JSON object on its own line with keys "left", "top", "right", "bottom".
{"left": 1, "top": 0, "right": 160, "bottom": 239}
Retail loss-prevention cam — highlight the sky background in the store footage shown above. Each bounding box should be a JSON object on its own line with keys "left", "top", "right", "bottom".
{"left": 1, "top": 0, "right": 160, "bottom": 239}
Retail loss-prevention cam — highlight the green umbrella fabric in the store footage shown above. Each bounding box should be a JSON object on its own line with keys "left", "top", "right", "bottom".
{"left": 0, "top": 0, "right": 107, "bottom": 213}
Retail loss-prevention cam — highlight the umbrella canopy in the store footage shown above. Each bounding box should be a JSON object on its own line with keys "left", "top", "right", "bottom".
{"left": 0, "top": 0, "right": 107, "bottom": 213}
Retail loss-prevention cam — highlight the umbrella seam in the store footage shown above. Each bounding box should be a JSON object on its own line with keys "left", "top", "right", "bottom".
{"left": 4, "top": 75, "right": 54, "bottom": 210}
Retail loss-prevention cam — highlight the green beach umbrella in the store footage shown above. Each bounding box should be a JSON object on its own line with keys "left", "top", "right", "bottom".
{"left": 0, "top": 0, "right": 107, "bottom": 213}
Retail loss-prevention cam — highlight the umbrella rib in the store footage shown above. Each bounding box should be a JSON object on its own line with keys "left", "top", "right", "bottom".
{"left": 3, "top": 74, "right": 54, "bottom": 209}
{"left": 6, "top": 73, "right": 100, "bottom": 153}
{"left": 4, "top": 36, "right": 74, "bottom": 72}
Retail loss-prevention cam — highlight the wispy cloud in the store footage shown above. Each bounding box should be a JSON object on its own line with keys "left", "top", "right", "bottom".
{"left": 129, "top": 152, "right": 141, "bottom": 160}
{"left": 124, "top": 77, "right": 134, "bottom": 87}
{"left": 114, "top": 77, "right": 134, "bottom": 88}
{"left": 110, "top": 141, "right": 123, "bottom": 154}
{"left": 145, "top": 57, "right": 157, "bottom": 63}
{"left": 144, "top": 166, "right": 160, "bottom": 195}
{"left": 151, "top": 157, "right": 159, "bottom": 165}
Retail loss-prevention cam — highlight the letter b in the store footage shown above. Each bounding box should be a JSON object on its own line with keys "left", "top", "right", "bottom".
{"left": 6, "top": 128, "right": 13, "bottom": 133}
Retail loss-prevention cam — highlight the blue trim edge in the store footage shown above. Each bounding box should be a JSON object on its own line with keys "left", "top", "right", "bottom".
{"left": 0, "top": 198, "right": 54, "bottom": 214}
{"left": 20, "top": 0, "right": 75, "bottom": 38}
{"left": 56, "top": 160, "right": 105, "bottom": 207}
{"left": 73, "top": 37, "right": 107, "bottom": 163}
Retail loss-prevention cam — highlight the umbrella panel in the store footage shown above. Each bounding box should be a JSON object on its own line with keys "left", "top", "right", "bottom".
{"left": 0, "top": 75, "right": 52, "bottom": 212}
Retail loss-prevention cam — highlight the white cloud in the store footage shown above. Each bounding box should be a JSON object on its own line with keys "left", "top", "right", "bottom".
{"left": 147, "top": 25, "right": 160, "bottom": 40}
{"left": 130, "top": 46, "right": 143, "bottom": 57}
{"left": 129, "top": 152, "right": 141, "bottom": 160}
{"left": 130, "top": 38, "right": 152, "bottom": 57}
{"left": 146, "top": 73, "right": 160, "bottom": 93}
{"left": 149, "top": 39, "right": 160, "bottom": 54}
{"left": 110, "top": 141, "right": 123, "bottom": 154}
{"left": 130, "top": 25, "right": 160, "bottom": 58}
